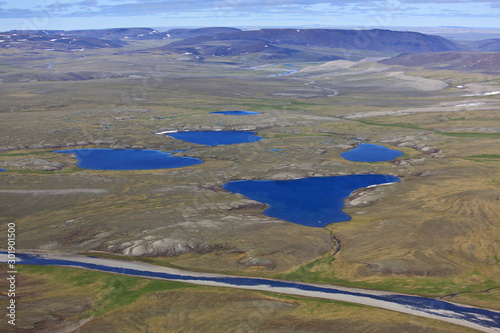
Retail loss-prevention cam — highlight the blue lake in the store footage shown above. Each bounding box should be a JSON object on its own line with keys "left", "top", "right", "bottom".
{"left": 341, "top": 143, "right": 403, "bottom": 162}
{"left": 210, "top": 111, "right": 260, "bottom": 115}
{"left": 0, "top": 169, "right": 7, "bottom": 172}
{"left": 168, "top": 131, "right": 263, "bottom": 146}
{"left": 53, "top": 148, "right": 203, "bottom": 170}
{"left": 223, "top": 174, "right": 400, "bottom": 227}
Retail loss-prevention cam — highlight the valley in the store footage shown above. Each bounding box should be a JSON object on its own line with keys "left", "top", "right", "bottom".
{"left": 0, "top": 26, "right": 499, "bottom": 332}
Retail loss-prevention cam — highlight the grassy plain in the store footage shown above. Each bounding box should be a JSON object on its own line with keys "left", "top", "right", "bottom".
{"left": 0, "top": 40, "right": 499, "bottom": 330}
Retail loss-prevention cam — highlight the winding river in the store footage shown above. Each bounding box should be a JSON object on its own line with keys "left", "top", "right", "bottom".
{"left": 3, "top": 252, "right": 499, "bottom": 332}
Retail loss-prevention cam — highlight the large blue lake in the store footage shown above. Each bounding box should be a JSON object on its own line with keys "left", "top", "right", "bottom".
{"left": 223, "top": 174, "right": 400, "bottom": 227}
{"left": 53, "top": 148, "right": 203, "bottom": 170}
{"left": 210, "top": 111, "right": 260, "bottom": 115}
{"left": 168, "top": 131, "right": 263, "bottom": 146}
{"left": 341, "top": 143, "right": 403, "bottom": 162}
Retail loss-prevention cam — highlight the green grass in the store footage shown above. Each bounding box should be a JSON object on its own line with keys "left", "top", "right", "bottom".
{"left": 18, "top": 265, "right": 196, "bottom": 317}
{"left": 0, "top": 151, "right": 51, "bottom": 157}
{"left": 87, "top": 276, "right": 194, "bottom": 317}
{"left": 356, "top": 120, "right": 425, "bottom": 131}
{"left": 467, "top": 154, "right": 500, "bottom": 159}
{"left": 464, "top": 154, "right": 500, "bottom": 162}
{"left": 439, "top": 132, "right": 500, "bottom": 138}
{"left": 9, "top": 167, "right": 83, "bottom": 174}
{"left": 277, "top": 263, "right": 500, "bottom": 298}
{"left": 355, "top": 120, "right": 500, "bottom": 139}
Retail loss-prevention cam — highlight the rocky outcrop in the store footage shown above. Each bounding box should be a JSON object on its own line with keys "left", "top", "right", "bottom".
{"left": 238, "top": 255, "right": 276, "bottom": 269}
{"left": 344, "top": 185, "right": 390, "bottom": 208}
{"left": 116, "top": 238, "right": 229, "bottom": 257}
{"left": 0, "top": 158, "right": 65, "bottom": 171}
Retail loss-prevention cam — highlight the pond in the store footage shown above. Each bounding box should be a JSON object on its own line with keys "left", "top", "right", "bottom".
{"left": 53, "top": 148, "right": 203, "bottom": 170}
{"left": 341, "top": 143, "right": 403, "bottom": 162}
{"left": 0, "top": 169, "right": 7, "bottom": 172}
{"left": 168, "top": 131, "right": 263, "bottom": 146}
{"left": 223, "top": 174, "right": 400, "bottom": 227}
{"left": 210, "top": 111, "right": 260, "bottom": 115}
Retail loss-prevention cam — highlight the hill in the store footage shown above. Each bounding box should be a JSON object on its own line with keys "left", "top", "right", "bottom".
{"left": 7, "top": 28, "right": 161, "bottom": 40}
{"left": 379, "top": 52, "right": 500, "bottom": 73}
{"left": 164, "top": 27, "right": 242, "bottom": 39}
{"left": 0, "top": 27, "right": 463, "bottom": 58}
{"left": 167, "top": 28, "right": 462, "bottom": 52}
{"left": 469, "top": 39, "right": 500, "bottom": 52}
{"left": 159, "top": 28, "right": 463, "bottom": 62}
{"left": 0, "top": 31, "right": 126, "bottom": 51}
{"left": 156, "top": 38, "right": 343, "bottom": 62}
{"left": 0, "top": 27, "right": 242, "bottom": 51}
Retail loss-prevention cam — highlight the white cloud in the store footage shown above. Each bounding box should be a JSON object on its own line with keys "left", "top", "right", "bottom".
{"left": 0, "top": 0, "right": 498, "bottom": 29}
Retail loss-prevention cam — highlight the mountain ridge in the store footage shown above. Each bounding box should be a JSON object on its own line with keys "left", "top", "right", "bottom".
{"left": 167, "top": 28, "right": 463, "bottom": 53}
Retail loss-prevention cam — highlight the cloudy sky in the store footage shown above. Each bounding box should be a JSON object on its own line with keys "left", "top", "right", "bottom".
{"left": 1, "top": 0, "right": 498, "bottom": 31}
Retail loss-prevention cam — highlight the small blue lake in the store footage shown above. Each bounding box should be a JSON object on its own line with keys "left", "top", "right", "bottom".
{"left": 341, "top": 143, "right": 403, "bottom": 162}
{"left": 223, "top": 174, "right": 400, "bottom": 227}
{"left": 53, "top": 148, "right": 203, "bottom": 170}
{"left": 168, "top": 131, "right": 263, "bottom": 146}
{"left": 210, "top": 111, "right": 260, "bottom": 115}
{"left": 0, "top": 169, "right": 7, "bottom": 172}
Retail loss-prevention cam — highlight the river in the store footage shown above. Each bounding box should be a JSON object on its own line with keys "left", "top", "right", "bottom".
{"left": 2, "top": 252, "right": 499, "bottom": 332}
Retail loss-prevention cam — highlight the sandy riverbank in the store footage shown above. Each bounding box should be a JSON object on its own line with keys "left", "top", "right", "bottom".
{"left": 2, "top": 251, "right": 499, "bottom": 333}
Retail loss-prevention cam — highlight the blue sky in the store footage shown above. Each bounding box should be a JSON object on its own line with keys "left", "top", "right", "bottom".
{"left": 1, "top": 0, "right": 498, "bottom": 31}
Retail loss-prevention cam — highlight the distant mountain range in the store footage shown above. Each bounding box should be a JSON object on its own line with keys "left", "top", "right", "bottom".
{"left": 0, "top": 27, "right": 242, "bottom": 47}
{"left": 0, "top": 27, "right": 498, "bottom": 70}
{"left": 0, "top": 27, "right": 461, "bottom": 51}
{"left": 0, "top": 30, "right": 126, "bottom": 51}
{"left": 167, "top": 28, "right": 462, "bottom": 53}
{"left": 0, "top": 27, "right": 242, "bottom": 51}
{"left": 156, "top": 28, "right": 467, "bottom": 62}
